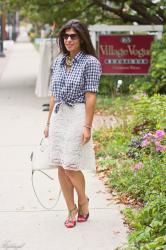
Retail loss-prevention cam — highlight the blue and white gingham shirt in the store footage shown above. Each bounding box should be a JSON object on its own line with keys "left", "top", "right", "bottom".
{"left": 49, "top": 51, "right": 102, "bottom": 112}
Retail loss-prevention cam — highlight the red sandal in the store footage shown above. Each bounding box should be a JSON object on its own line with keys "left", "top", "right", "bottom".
{"left": 64, "top": 204, "right": 78, "bottom": 228}
{"left": 77, "top": 198, "right": 89, "bottom": 223}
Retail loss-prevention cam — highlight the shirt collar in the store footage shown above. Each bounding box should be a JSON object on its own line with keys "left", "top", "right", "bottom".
{"left": 60, "top": 51, "right": 85, "bottom": 65}
{"left": 73, "top": 51, "right": 85, "bottom": 63}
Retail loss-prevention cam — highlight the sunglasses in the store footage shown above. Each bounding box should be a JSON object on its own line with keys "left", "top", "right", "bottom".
{"left": 63, "top": 33, "right": 79, "bottom": 40}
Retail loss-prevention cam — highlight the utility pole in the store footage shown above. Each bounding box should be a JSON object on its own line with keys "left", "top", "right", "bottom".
{"left": 0, "top": 4, "right": 5, "bottom": 57}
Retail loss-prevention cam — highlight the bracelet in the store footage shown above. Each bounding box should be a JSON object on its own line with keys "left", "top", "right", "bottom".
{"left": 46, "top": 122, "right": 50, "bottom": 127}
{"left": 84, "top": 125, "right": 92, "bottom": 129}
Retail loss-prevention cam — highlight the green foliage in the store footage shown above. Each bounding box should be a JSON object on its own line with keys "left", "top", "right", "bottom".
{"left": 1, "top": 0, "right": 104, "bottom": 26}
{"left": 93, "top": 127, "right": 131, "bottom": 159}
{"left": 96, "top": 94, "right": 166, "bottom": 129}
{"left": 99, "top": 75, "right": 135, "bottom": 96}
{"left": 96, "top": 95, "right": 133, "bottom": 119}
{"left": 108, "top": 156, "right": 166, "bottom": 201}
{"left": 124, "top": 194, "right": 166, "bottom": 250}
{"left": 94, "top": 94, "right": 166, "bottom": 249}
{"left": 131, "top": 94, "right": 166, "bottom": 130}
{"left": 130, "top": 32, "right": 166, "bottom": 95}
{"left": 150, "top": 34, "right": 166, "bottom": 93}
{"left": 1, "top": 0, "right": 166, "bottom": 25}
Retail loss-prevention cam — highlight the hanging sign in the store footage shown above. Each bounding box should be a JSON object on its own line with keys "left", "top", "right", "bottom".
{"left": 99, "top": 35, "right": 154, "bottom": 75}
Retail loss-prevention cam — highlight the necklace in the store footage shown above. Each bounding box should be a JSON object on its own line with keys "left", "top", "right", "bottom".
{"left": 66, "top": 56, "right": 72, "bottom": 67}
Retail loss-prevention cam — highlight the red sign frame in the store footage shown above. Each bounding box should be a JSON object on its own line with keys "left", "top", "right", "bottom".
{"left": 99, "top": 35, "right": 154, "bottom": 75}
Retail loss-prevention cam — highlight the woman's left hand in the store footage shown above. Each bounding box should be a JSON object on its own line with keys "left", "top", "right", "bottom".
{"left": 82, "top": 127, "right": 91, "bottom": 145}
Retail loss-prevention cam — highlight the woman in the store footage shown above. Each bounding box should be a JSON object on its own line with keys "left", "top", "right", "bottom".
{"left": 44, "top": 19, "right": 102, "bottom": 228}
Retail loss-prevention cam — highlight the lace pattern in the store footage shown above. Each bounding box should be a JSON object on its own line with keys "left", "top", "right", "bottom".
{"left": 48, "top": 103, "right": 96, "bottom": 171}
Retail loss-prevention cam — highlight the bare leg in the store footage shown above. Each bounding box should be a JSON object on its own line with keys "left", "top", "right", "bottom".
{"left": 65, "top": 170, "right": 89, "bottom": 215}
{"left": 58, "top": 167, "right": 75, "bottom": 210}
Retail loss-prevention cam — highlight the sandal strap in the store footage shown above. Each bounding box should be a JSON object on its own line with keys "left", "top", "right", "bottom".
{"left": 79, "top": 198, "right": 89, "bottom": 208}
{"left": 78, "top": 198, "right": 89, "bottom": 215}
{"left": 68, "top": 204, "right": 77, "bottom": 217}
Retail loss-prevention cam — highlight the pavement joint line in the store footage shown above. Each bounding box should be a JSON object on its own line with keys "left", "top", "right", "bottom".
{"left": 0, "top": 207, "right": 122, "bottom": 213}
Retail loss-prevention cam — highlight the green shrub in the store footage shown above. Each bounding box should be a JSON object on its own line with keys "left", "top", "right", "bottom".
{"left": 94, "top": 94, "right": 166, "bottom": 250}
{"left": 131, "top": 32, "right": 166, "bottom": 95}
{"left": 124, "top": 194, "right": 166, "bottom": 250}
{"left": 131, "top": 94, "right": 166, "bottom": 130}
{"left": 99, "top": 75, "right": 136, "bottom": 96}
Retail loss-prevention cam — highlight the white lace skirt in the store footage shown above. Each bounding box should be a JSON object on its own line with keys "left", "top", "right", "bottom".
{"left": 48, "top": 103, "right": 96, "bottom": 171}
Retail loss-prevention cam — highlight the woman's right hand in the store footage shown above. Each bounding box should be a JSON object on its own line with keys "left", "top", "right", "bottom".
{"left": 44, "top": 126, "right": 49, "bottom": 138}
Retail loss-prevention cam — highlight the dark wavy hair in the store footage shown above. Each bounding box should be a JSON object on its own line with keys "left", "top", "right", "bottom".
{"left": 57, "top": 19, "right": 97, "bottom": 58}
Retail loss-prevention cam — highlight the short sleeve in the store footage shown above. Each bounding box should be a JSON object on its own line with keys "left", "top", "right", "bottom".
{"left": 49, "top": 58, "right": 58, "bottom": 94}
{"left": 84, "top": 58, "right": 102, "bottom": 93}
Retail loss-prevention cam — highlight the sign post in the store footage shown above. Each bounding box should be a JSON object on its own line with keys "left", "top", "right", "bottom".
{"left": 99, "top": 35, "right": 154, "bottom": 75}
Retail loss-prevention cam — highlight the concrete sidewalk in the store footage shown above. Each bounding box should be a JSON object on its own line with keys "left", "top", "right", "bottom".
{"left": 0, "top": 40, "right": 128, "bottom": 250}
